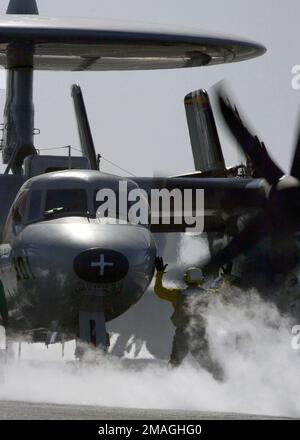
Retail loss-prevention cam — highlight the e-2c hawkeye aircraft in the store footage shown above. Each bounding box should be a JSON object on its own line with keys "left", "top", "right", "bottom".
{"left": 0, "top": 0, "right": 268, "bottom": 355}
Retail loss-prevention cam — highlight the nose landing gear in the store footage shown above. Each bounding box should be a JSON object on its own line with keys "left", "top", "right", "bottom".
{"left": 75, "top": 310, "right": 110, "bottom": 361}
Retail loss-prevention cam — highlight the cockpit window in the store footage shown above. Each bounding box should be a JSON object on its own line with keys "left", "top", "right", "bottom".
{"left": 12, "top": 191, "right": 28, "bottom": 224}
{"left": 44, "top": 189, "right": 88, "bottom": 218}
{"left": 94, "top": 188, "right": 150, "bottom": 225}
{"left": 28, "top": 190, "right": 42, "bottom": 222}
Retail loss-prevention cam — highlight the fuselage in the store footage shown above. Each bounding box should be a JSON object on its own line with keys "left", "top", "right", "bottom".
{"left": 0, "top": 170, "right": 157, "bottom": 338}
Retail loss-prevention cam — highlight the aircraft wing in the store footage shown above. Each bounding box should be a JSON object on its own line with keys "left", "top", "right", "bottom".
{"left": 0, "top": 16, "right": 266, "bottom": 71}
{"left": 184, "top": 89, "right": 226, "bottom": 173}
{"left": 133, "top": 177, "right": 268, "bottom": 233}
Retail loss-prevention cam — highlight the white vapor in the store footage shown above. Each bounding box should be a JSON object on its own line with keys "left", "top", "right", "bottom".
{"left": 1, "top": 235, "right": 300, "bottom": 418}
{"left": 0, "top": 290, "right": 300, "bottom": 418}
{"left": 179, "top": 233, "right": 210, "bottom": 267}
{"left": 0, "top": 67, "right": 5, "bottom": 91}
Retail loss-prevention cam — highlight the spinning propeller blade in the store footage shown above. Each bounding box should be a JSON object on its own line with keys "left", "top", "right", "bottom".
{"left": 218, "top": 94, "right": 284, "bottom": 185}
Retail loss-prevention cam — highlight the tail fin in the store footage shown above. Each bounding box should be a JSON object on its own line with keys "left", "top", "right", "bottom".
{"left": 71, "top": 84, "right": 98, "bottom": 170}
{"left": 6, "top": 0, "right": 39, "bottom": 14}
{"left": 184, "top": 89, "right": 225, "bottom": 173}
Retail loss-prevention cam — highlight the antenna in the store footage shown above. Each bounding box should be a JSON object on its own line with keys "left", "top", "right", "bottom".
{"left": 6, "top": 0, "right": 39, "bottom": 15}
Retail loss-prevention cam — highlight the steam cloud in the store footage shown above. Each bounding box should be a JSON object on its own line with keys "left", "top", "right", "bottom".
{"left": 0, "top": 288, "right": 300, "bottom": 418}
{"left": 1, "top": 234, "right": 300, "bottom": 418}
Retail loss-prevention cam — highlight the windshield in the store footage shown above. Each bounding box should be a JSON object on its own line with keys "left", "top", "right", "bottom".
{"left": 94, "top": 188, "right": 150, "bottom": 226}
{"left": 44, "top": 189, "right": 88, "bottom": 218}
{"left": 12, "top": 191, "right": 28, "bottom": 224}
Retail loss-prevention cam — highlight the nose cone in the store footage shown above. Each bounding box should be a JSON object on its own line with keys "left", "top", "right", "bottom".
{"left": 15, "top": 218, "right": 156, "bottom": 287}
{"left": 74, "top": 249, "right": 129, "bottom": 283}
{"left": 12, "top": 218, "right": 157, "bottom": 324}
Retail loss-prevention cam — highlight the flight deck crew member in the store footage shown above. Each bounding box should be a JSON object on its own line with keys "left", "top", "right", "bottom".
{"left": 154, "top": 257, "right": 223, "bottom": 380}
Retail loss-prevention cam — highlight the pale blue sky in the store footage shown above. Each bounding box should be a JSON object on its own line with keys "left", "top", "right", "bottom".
{"left": 0, "top": 0, "right": 299, "bottom": 177}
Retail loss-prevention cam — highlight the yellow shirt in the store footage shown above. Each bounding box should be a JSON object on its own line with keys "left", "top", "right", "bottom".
{"left": 154, "top": 271, "right": 180, "bottom": 309}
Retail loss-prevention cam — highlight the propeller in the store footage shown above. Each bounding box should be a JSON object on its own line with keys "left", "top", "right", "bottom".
{"left": 202, "top": 91, "right": 300, "bottom": 275}
{"left": 218, "top": 96, "right": 285, "bottom": 185}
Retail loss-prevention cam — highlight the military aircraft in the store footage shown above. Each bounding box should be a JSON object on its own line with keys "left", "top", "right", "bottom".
{"left": 0, "top": 0, "right": 267, "bottom": 356}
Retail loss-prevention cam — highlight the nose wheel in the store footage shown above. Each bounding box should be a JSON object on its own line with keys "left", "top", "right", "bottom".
{"left": 75, "top": 311, "right": 110, "bottom": 361}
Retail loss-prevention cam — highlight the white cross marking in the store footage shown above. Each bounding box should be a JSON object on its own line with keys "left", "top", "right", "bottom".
{"left": 91, "top": 254, "right": 114, "bottom": 276}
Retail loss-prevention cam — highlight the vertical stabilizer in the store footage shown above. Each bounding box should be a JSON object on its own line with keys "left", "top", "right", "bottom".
{"left": 6, "top": 0, "right": 39, "bottom": 15}
{"left": 71, "top": 84, "right": 98, "bottom": 170}
{"left": 185, "top": 89, "right": 225, "bottom": 173}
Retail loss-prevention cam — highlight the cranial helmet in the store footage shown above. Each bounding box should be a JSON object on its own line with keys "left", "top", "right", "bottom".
{"left": 184, "top": 267, "right": 204, "bottom": 285}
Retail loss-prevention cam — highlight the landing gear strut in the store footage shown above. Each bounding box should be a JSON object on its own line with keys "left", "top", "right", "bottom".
{"left": 75, "top": 311, "right": 110, "bottom": 361}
